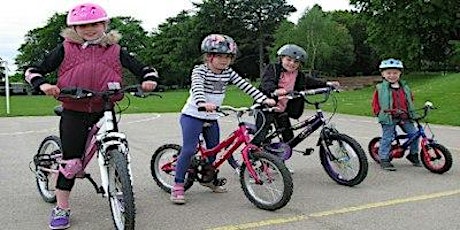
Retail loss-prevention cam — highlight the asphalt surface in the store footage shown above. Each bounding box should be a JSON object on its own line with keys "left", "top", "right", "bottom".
{"left": 1, "top": 111, "right": 459, "bottom": 230}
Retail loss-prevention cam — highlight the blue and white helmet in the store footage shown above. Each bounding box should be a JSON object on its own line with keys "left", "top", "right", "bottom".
{"left": 379, "top": 58, "right": 404, "bottom": 70}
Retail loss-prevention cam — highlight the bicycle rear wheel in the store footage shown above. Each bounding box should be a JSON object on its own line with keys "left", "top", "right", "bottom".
{"left": 320, "top": 133, "right": 368, "bottom": 186}
{"left": 367, "top": 137, "right": 381, "bottom": 163}
{"left": 421, "top": 143, "right": 453, "bottom": 174}
{"left": 107, "top": 149, "right": 135, "bottom": 230}
{"left": 150, "top": 144, "right": 194, "bottom": 193}
{"left": 240, "top": 151, "right": 293, "bottom": 211}
{"left": 34, "top": 135, "right": 61, "bottom": 203}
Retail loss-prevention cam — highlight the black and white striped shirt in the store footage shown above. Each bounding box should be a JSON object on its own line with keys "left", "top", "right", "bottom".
{"left": 181, "top": 64, "right": 267, "bottom": 120}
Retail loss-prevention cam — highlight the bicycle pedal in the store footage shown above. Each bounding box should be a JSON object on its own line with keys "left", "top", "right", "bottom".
{"left": 303, "top": 148, "right": 314, "bottom": 155}
{"left": 214, "top": 177, "right": 227, "bottom": 186}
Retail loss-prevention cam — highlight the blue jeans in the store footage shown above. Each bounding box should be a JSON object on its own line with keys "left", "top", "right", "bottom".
{"left": 378, "top": 122, "right": 419, "bottom": 160}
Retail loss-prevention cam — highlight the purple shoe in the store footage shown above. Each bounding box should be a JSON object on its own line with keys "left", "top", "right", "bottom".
{"left": 49, "top": 206, "right": 70, "bottom": 229}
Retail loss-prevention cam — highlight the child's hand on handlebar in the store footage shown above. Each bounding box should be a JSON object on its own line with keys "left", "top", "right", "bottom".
{"left": 273, "top": 88, "right": 288, "bottom": 96}
{"left": 40, "top": 83, "right": 60, "bottom": 96}
{"left": 198, "top": 102, "right": 217, "bottom": 112}
{"left": 262, "top": 98, "right": 276, "bottom": 106}
{"left": 141, "top": 80, "right": 157, "bottom": 92}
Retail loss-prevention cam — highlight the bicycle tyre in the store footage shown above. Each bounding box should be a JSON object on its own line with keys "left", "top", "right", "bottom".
{"left": 320, "top": 133, "right": 368, "bottom": 186}
{"left": 35, "top": 135, "right": 61, "bottom": 203}
{"left": 150, "top": 144, "right": 194, "bottom": 193}
{"left": 240, "top": 151, "right": 293, "bottom": 211}
{"left": 421, "top": 143, "right": 453, "bottom": 174}
{"left": 107, "top": 149, "right": 135, "bottom": 230}
{"left": 367, "top": 137, "right": 381, "bottom": 163}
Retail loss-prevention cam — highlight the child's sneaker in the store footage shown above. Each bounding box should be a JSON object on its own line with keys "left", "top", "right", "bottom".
{"left": 406, "top": 154, "right": 422, "bottom": 167}
{"left": 380, "top": 159, "right": 396, "bottom": 171}
{"left": 200, "top": 181, "right": 228, "bottom": 193}
{"left": 170, "top": 183, "right": 185, "bottom": 204}
{"left": 49, "top": 206, "right": 70, "bottom": 230}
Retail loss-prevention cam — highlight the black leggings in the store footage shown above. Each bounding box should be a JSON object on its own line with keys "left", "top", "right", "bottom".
{"left": 252, "top": 111, "right": 294, "bottom": 146}
{"left": 56, "top": 109, "right": 102, "bottom": 191}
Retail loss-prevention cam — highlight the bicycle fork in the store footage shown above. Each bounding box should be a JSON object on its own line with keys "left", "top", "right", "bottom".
{"left": 97, "top": 132, "right": 131, "bottom": 197}
{"left": 241, "top": 145, "right": 265, "bottom": 184}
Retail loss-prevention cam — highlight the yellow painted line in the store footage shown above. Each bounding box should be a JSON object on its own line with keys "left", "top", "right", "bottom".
{"left": 208, "top": 189, "right": 460, "bottom": 230}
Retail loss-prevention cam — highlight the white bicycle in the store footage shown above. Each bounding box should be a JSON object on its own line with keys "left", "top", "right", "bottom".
{"left": 30, "top": 83, "right": 160, "bottom": 229}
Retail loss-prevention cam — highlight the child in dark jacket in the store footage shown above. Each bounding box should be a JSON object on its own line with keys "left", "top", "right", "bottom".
{"left": 251, "top": 44, "right": 339, "bottom": 152}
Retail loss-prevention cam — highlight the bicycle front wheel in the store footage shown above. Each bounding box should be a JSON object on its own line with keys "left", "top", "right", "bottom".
{"left": 421, "top": 143, "right": 453, "bottom": 174}
{"left": 320, "top": 133, "right": 368, "bottom": 186}
{"left": 35, "top": 135, "right": 61, "bottom": 203}
{"left": 240, "top": 151, "right": 293, "bottom": 211}
{"left": 107, "top": 150, "right": 135, "bottom": 230}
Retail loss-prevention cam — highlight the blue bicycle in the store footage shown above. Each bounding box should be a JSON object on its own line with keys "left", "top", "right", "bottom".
{"left": 368, "top": 101, "right": 453, "bottom": 174}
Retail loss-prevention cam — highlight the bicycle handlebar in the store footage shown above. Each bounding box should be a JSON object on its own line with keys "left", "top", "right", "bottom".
{"left": 281, "top": 86, "right": 337, "bottom": 105}
{"left": 198, "top": 103, "right": 276, "bottom": 116}
{"left": 383, "top": 101, "right": 436, "bottom": 120}
{"left": 58, "top": 84, "right": 162, "bottom": 100}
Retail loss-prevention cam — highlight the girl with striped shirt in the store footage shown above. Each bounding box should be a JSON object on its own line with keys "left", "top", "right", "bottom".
{"left": 171, "top": 34, "right": 275, "bottom": 204}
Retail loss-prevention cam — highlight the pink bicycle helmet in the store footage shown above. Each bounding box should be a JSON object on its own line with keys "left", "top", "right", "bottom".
{"left": 67, "top": 3, "right": 109, "bottom": 26}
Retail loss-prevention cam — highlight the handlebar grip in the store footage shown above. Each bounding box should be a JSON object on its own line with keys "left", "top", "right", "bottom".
{"left": 304, "top": 87, "right": 331, "bottom": 95}
{"left": 59, "top": 87, "right": 78, "bottom": 95}
{"left": 198, "top": 106, "right": 220, "bottom": 112}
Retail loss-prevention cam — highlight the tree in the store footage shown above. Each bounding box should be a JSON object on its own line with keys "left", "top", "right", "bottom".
{"left": 273, "top": 5, "right": 355, "bottom": 76}
{"left": 143, "top": 11, "right": 202, "bottom": 88}
{"left": 235, "top": 0, "right": 296, "bottom": 77}
{"left": 172, "top": 0, "right": 295, "bottom": 80}
{"left": 16, "top": 13, "right": 66, "bottom": 83}
{"left": 350, "top": 0, "right": 460, "bottom": 71}
{"left": 330, "top": 10, "right": 379, "bottom": 76}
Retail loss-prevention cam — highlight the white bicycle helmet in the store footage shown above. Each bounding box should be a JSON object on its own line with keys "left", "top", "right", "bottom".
{"left": 379, "top": 58, "right": 404, "bottom": 70}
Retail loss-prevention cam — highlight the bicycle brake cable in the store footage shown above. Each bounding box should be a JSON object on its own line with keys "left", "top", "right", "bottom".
{"left": 325, "top": 93, "right": 338, "bottom": 125}
{"left": 116, "top": 95, "right": 132, "bottom": 123}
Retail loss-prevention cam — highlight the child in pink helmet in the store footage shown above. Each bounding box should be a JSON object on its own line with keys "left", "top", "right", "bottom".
{"left": 24, "top": 2, "right": 158, "bottom": 229}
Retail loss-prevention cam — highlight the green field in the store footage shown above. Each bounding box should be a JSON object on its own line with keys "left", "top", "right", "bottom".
{"left": 0, "top": 73, "right": 458, "bottom": 126}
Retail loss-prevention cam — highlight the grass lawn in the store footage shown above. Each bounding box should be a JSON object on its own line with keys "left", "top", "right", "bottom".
{"left": 0, "top": 73, "right": 458, "bottom": 126}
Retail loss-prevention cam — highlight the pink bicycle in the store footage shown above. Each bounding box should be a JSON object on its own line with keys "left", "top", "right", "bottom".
{"left": 30, "top": 84, "right": 159, "bottom": 230}
{"left": 150, "top": 104, "right": 293, "bottom": 211}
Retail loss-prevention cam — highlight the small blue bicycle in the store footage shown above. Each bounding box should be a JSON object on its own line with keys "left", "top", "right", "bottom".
{"left": 368, "top": 101, "right": 453, "bottom": 174}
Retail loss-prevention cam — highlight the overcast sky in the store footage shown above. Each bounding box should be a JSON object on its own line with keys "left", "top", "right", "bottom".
{"left": 0, "top": 0, "right": 351, "bottom": 72}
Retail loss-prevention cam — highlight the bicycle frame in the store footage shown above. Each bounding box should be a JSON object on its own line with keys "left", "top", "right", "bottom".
{"left": 170, "top": 106, "right": 269, "bottom": 184}
{"left": 197, "top": 122, "right": 263, "bottom": 182}
{"left": 264, "top": 87, "right": 333, "bottom": 150}
{"left": 36, "top": 106, "right": 130, "bottom": 196}
{"left": 34, "top": 84, "right": 156, "bottom": 196}
{"left": 395, "top": 116, "right": 435, "bottom": 155}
